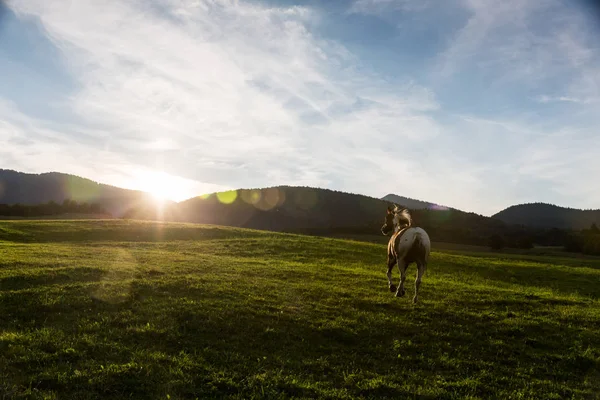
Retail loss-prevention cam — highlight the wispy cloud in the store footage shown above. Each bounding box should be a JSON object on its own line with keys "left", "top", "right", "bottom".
{"left": 451, "top": 114, "right": 600, "bottom": 210}
{"left": 3, "top": 1, "right": 446, "bottom": 200}
{"left": 435, "top": 0, "right": 554, "bottom": 80}
{"left": 1, "top": 0, "right": 599, "bottom": 214}
{"left": 535, "top": 95, "right": 595, "bottom": 105}
{"left": 348, "top": 0, "right": 428, "bottom": 16}
{"left": 435, "top": 0, "right": 600, "bottom": 96}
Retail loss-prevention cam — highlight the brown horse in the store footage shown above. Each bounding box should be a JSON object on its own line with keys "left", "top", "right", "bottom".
{"left": 381, "top": 205, "right": 431, "bottom": 303}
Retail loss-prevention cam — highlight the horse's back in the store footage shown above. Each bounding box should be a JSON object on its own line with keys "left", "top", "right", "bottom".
{"left": 404, "top": 227, "right": 431, "bottom": 262}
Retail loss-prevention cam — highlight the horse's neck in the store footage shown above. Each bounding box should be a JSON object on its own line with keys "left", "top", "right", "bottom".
{"left": 395, "top": 224, "right": 410, "bottom": 234}
{"left": 390, "top": 226, "right": 410, "bottom": 243}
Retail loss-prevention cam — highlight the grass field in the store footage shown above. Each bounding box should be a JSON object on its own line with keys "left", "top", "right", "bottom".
{"left": 1, "top": 220, "right": 599, "bottom": 399}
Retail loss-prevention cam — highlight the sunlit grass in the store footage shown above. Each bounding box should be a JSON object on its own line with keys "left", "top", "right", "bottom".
{"left": 0, "top": 220, "right": 599, "bottom": 399}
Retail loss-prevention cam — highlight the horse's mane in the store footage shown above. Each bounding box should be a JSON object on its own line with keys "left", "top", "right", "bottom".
{"left": 394, "top": 206, "right": 412, "bottom": 228}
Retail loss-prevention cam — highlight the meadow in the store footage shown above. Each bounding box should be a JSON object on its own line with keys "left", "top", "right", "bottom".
{"left": 1, "top": 220, "right": 599, "bottom": 399}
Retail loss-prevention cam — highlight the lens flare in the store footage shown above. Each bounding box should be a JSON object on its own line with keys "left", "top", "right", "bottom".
{"left": 65, "top": 174, "right": 101, "bottom": 203}
{"left": 91, "top": 248, "right": 137, "bottom": 304}
{"left": 241, "top": 189, "right": 262, "bottom": 205}
{"left": 216, "top": 190, "right": 238, "bottom": 204}
{"left": 258, "top": 187, "right": 285, "bottom": 211}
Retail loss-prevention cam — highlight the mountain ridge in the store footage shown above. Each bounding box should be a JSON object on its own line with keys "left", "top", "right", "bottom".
{"left": 381, "top": 193, "right": 457, "bottom": 212}
{"left": 0, "top": 168, "right": 165, "bottom": 217}
{"left": 128, "top": 185, "right": 509, "bottom": 247}
{"left": 3, "top": 168, "right": 599, "bottom": 233}
{"left": 492, "top": 202, "right": 600, "bottom": 230}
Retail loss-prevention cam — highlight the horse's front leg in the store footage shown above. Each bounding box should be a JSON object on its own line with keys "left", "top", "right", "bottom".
{"left": 387, "top": 256, "right": 397, "bottom": 292}
{"left": 395, "top": 260, "right": 407, "bottom": 297}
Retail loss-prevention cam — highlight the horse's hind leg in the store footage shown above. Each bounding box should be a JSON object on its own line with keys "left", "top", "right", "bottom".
{"left": 395, "top": 260, "right": 408, "bottom": 297}
{"left": 387, "top": 256, "right": 397, "bottom": 292}
{"left": 413, "top": 262, "right": 425, "bottom": 304}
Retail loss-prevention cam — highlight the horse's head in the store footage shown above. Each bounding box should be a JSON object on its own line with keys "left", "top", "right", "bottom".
{"left": 381, "top": 205, "right": 412, "bottom": 235}
{"left": 381, "top": 206, "right": 395, "bottom": 235}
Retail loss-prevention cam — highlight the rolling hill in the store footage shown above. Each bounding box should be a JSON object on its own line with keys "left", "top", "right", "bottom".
{"left": 125, "top": 186, "right": 392, "bottom": 233}
{"left": 2, "top": 169, "right": 598, "bottom": 250}
{"left": 0, "top": 169, "right": 164, "bottom": 217}
{"left": 381, "top": 193, "right": 449, "bottom": 210}
{"left": 120, "top": 185, "right": 531, "bottom": 248}
{"left": 493, "top": 202, "right": 600, "bottom": 230}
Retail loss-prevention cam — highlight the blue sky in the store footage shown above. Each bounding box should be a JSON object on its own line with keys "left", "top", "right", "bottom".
{"left": 1, "top": 0, "right": 599, "bottom": 215}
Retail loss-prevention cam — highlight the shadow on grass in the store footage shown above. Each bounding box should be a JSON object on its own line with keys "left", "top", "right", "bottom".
{"left": 0, "top": 267, "right": 105, "bottom": 292}
{"left": 0, "top": 220, "right": 268, "bottom": 243}
{"left": 434, "top": 256, "right": 600, "bottom": 300}
{"left": 2, "top": 277, "right": 598, "bottom": 400}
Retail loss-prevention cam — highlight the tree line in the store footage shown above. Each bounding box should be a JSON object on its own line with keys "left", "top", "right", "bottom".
{"left": 563, "top": 224, "right": 600, "bottom": 255}
{"left": 0, "top": 199, "right": 108, "bottom": 217}
{"left": 121, "top": 186, "right": 600, "bottom": 255}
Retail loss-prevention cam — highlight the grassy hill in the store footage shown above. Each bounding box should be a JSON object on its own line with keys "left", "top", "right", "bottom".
{"left": 493, "top": 202, "right": 600, "bottom": 230}
{"left": 1, "top": 219, "right": 599, "bottom": 399}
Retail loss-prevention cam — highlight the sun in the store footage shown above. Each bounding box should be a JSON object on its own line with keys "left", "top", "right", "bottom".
{"left": 124, "top": 168, "right": 232, "bottom": 204}
{"left": 132, "top": 170, "right": 197, "bottom": 203}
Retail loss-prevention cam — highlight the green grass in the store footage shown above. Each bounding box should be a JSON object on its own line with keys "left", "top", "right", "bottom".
{"left": 1, "top": 220, "right": 599, "bottom": 399}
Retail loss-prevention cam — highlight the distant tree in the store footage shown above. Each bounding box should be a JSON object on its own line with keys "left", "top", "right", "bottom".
{"left": 538, "top": 227, "right": 567, "bottom": 246}
{"left": 488, "top": 234, "right": 505, "bottom": 250}
{"left": 62, "top": 198, "right": 73, "bottom": 212}
{"left": 590, "top": 223, "right": 600, "bottom": 233}
{"left": 583, "top": 234, "right": 600, "bottom": 255}
{"left": 515, "top": 236, "right": 534, "bottom": 249}
{"left": 564, "top": 233, "right": 584, "bottom": 253}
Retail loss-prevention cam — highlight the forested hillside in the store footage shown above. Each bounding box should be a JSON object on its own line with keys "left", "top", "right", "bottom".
{"left": 4, "top": 170, "right": 598, "bottom": 253}
{"left": 493, "top": 202, "right": 600, "bottom": 230}
{"left": 381, "top": 193, "right": 446, "bottom": 210}
{"left": 123, "top": 186, "right": 553, "bottom": 248}
{"left": 0, "top": 169, "right": 161, "bottom": 216}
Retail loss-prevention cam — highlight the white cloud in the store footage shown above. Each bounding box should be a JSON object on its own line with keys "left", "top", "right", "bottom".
{"left": 4, "top": 0, "right": 446, "bottom": 201}
{"left": 2, "top": 0, "right": 599, "bottom": 214}
{"left": 535, "top": 95, "right": 596, "bottom": 105}
{"left": 450, "top": 114, "right": 600, "bottom": 211}
{"left": 0, "top": 98, "right": 231, "bottom": 200}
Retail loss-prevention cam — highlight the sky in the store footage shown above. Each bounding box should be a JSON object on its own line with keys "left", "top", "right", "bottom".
{"left": 1, "top": 0, "right": 599, "bottom": 215}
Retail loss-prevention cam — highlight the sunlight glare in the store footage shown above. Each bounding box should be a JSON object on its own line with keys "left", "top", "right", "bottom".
{"left": 128, "top": 169, "right": 224, "bottom": 203}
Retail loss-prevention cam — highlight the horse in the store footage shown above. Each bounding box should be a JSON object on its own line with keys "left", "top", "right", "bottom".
{"left": 381, "top": 205, "right": 431, "bottom": 303}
